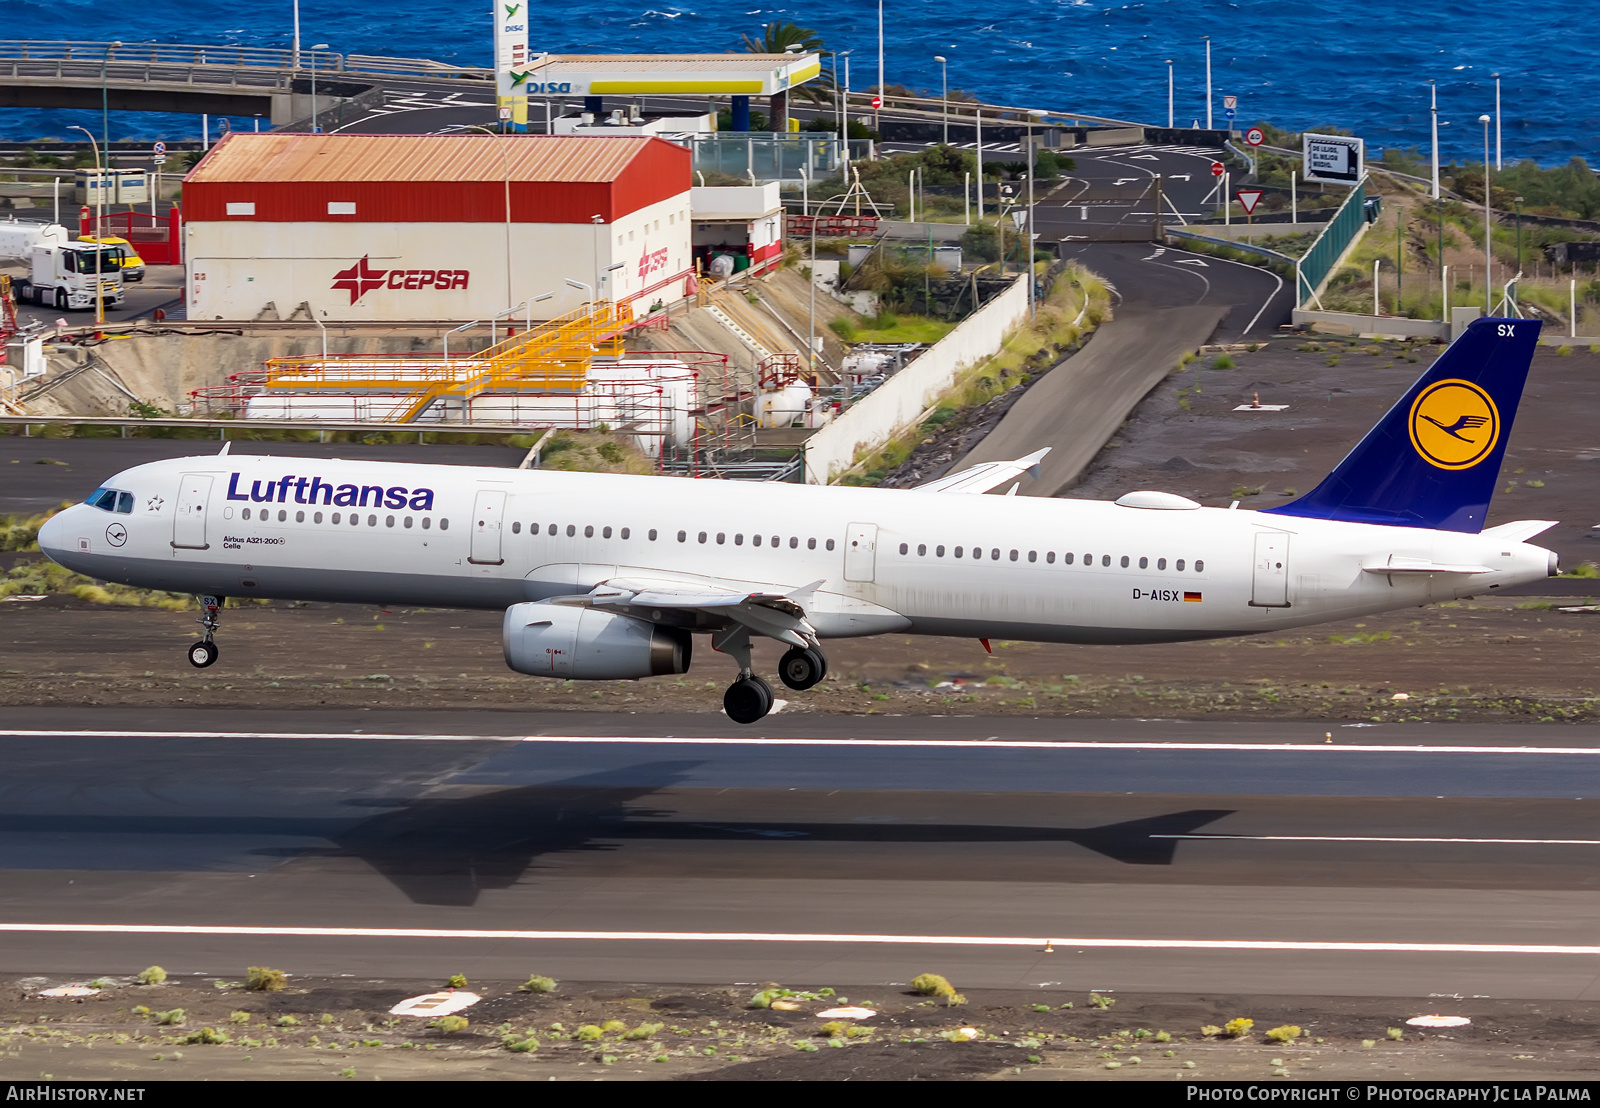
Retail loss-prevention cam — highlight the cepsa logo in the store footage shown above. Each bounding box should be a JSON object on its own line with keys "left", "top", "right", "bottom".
{"left": 637, "top": 244, "right": 669, "bottom": 279}
{"left": 331, "top": 256, "right": 471, "bottom": 306}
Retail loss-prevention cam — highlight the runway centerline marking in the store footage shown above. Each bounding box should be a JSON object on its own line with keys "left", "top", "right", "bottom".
{"left": 1157, "top": 834, "right": 1600, "bottom": 845}
{"left": 1, "top": 923, "right": 1597, "bottom": 957}
{"left": 4, "top": 731, "right": 1600, "bottom": 757}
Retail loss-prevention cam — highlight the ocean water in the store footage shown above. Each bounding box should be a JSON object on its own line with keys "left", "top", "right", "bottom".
{"left": 3, "top": 0, "right": 1595, "bottom": 165}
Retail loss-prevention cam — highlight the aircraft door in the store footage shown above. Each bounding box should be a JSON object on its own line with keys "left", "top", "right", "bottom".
{"left": 469, "top": 488, "right": 507, "bottom": 565}
{"left": 1250, "top": 531, "right": 1290, "bottom": 607}
{"left": 171, "top": 473, "right": 212, "bottom": 550}
{"left": 843, "top": 523, "right": 878, "bottom": 582}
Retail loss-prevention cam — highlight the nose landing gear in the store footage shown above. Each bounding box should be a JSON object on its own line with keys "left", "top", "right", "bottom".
{"left": 188, "top": 594, "right": 223, "bottom": 668}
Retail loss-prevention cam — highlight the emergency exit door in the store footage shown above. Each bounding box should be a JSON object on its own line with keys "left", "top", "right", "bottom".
{"left": 171, "top": 473, "right": 212, "bottom": 550}
{"left": 843, "top": 523, "right": 878, "bottom": 582}
{"left": 1250, "top": 531, "right": 1290, "bottom": 607}
{"left": 468, "top": 488, "right": 507, "bottom": 565}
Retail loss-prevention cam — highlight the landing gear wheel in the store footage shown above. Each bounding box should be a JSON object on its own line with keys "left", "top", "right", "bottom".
{"left": 724, "top": 675, "right": 775, "bottom": 725}
{"left": 188, "top": 640, "right": 219, "bottom": 668}
{"left": 778, "top": 647, "right": 827, "bottom": 691}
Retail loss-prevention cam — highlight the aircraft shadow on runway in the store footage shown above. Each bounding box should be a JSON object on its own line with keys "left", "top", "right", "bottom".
{"left": 249, "top": 764, "right": 1237, "bottom": 906}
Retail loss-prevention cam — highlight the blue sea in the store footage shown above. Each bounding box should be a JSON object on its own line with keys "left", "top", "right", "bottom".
{"left": 3, "top": 0, "right": 1596, "bottom": 165}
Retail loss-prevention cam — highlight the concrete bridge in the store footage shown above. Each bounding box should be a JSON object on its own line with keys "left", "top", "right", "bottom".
{"left": 0, "top": 40, "right": 491, "bottom": 127}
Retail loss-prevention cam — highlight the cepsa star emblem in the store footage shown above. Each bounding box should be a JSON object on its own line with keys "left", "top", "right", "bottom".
{"left": 330, "top": 255, "right": 388, "bottom": 305}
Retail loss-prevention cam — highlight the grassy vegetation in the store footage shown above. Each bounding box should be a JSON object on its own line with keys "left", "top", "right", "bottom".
{"left": 803, "top": 144, "right": 1074, "bottom": 222}
{"left": 835, "top": 262, "right": 1111, "bottom": 485}
{"left": 846, "top": 314, "right": 955, "bottom": 344}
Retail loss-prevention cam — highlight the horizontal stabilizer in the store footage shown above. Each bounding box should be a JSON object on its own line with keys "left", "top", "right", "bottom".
{"left": 1481, "top": 519, "right": 1559, "bottom": 543}
{"left": 913, "top": 448, "right": 1051, "bottom": 495}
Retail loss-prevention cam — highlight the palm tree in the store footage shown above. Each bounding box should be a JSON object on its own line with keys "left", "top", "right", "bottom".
{"left": 740, "top": 21, "right": 824, "bottom": 55}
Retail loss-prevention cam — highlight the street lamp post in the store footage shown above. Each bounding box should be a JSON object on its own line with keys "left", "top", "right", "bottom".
{"left": 1429, "top": 80, "right": 1440, "bottom": 200}
{"left": 1025, "top": 109, "right": 1044, "bottom": 320}
{"left": 292, "top": 0, "right": 301, "bottom": 69}
{"left": 1166, "top": 59, "right": 1174, "bottom": 129}
{"left": 100, "top": 40, "right": 122, "bottom": 165}
{"left": 309, "top": 43, "right": 330, "bottom": 133}
{"left": 974, "top": 97, "right": 983, "bottom": 219}
{"left": 934, "top": 55, "right": 948, "bottom": 145}
{"left": 68, "top": 126, "right": 105, "bottom": 325}
{"left": 1202, "top": 37, "right": 1212, "bottom": 130}
{"left": 467, "top": 126, "right": 514, "bottom": 313}
{"left": 876, "top": 0, "right": 884, "bottom": 132}
{"left": 1493, "top": 72, "right": 1502, "bottom": 170}
{"left": 1480, "top": 114, "right": 1493, "bottom": 312}
{"left": 1512, "top": 194, "right": 1523, "bottom": 314}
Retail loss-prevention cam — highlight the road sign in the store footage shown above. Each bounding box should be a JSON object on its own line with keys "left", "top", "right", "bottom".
{"left": 498, "top": 106, "right": 513, "bottom": 121}
{"left": 1235, "top": 189, "right": 1263, "bottom": 215}
{"left": 1244, "top": 127, "right": 1265, "bottom": 147}
{"left": 1302, "top": 131, "right": 1364, "bottom": 185}
{"left": 1224, "top": 108, "right": 1236, "bottom": 120}
{"left": 152, "top": 141, "right": 166, "bottom": 155}
{"left": 1223, "top": 95, "right": 1238, "bottom": 110}
{"left": 870, "top": 95, "right": 882, "bottom": 109}
{"left": 1210, "top": 161, "right": 1225, "bottom": 177}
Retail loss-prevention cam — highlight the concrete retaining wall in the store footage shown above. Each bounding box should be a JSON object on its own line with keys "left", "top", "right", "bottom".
{"left": 802, "top": 275, "right": 1030, "bottom": 484}
{"left": 1292, "top": 309, "right": 1450, "bottom": 341}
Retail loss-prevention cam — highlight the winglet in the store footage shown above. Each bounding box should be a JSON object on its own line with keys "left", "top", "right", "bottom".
{"left": 218, "top": 440, "right": 231, "bottom": 456}
{"left": 913, "top": 447, "right": 1052, "bottom": 495}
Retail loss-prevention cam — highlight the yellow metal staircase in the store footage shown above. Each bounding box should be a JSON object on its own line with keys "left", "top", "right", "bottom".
{"left": 258, "top": 300, "right": 635, "bottom": 423}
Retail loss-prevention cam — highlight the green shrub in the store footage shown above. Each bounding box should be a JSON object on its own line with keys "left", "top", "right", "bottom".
{"left": 597, "top": 441, "right": 625, "bottom": 465}
{"left": 446, "top": 973, "right": 468, "bottom": 989}
{"left": 1088, "top": 992, "right": 1116, "bottom": 1009}
{"left": 1200, "top": 1024, "right": 1223, "bottom": 1037}
{"left": 1224, "top": 1017, "right": 1254, "bottom": 1038}
{"left": 506, "top": 1036, "right": 539, "bottom": 1053}
{"left": 276, "top": 1014, "right": 300, "bottom": 1027}
{"left": 131, "top": 1006, "right": 149, "bottom": 1016}
{"left": 430, "top": 1016, "right": 469, "bottom": 1034}
{"left": 137, "top": 966, "right": 167, "bottom": 986}
{"left": 245, "top": 966, "right": 286, "bottom": 992}
{"left": 1386, "top": 1027, "right": 1404, "bottom": 1041}
{"left": 622, "top": 1022, "right": 663, "bottom": 1041}
{"left": 1265, "top": 1025, "right": 1302, "bottom": 1042}
{"left": 1210, "top": 354, "right": 1237, "bottom": 370}
{"left": 574, "top": 1025, "right": 603, "bottom": 1041}
{"left": 184, "top": 1027, "right": 229, "bottom": 1045}
{"left": 600, "top": 1019, "right": 627, "bottom": 1033}
{"left": 911, "top": 973, "right": 966, "bottom": 1005}
{"left": 228, "top": 1011, "right": 251, "bottom": 1025}
{"left": 154, "top": 1009, "right": 186, "bottom": 1026}
{"left": 519, "top": 974, "right": 557, "bottom": 993}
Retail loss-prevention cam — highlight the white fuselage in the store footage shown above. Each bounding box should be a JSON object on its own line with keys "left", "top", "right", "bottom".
{"left": 41, "top": 454, "right": 1554, "bottom": 646}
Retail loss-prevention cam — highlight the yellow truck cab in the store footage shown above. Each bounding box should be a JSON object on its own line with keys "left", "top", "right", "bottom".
{"left": 78, "top": 235, "right": 145, "bottom": 282}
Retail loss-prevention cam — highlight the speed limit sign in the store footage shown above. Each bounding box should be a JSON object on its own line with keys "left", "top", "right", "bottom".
{"left": 1210, "top": 161, "right": 1225, "bottom": 177}
{"left": 1244, "top": 127, "right": 1265, "bottom": 147}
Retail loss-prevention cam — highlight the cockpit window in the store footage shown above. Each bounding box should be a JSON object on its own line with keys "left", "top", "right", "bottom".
{"left": 87, "top": 488, "right": 133, "bottom": 513}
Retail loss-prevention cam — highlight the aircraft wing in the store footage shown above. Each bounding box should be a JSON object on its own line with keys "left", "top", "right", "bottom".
{"left": 911, "top": 447, "right": 1050, "bottom": 495}
{"left": 584, "top": 575, "right": 822, "bottom": 649}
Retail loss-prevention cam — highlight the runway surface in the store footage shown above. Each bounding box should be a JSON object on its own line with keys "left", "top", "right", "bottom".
{"left": 1, "top": 708, "right": 1597, "bottom": 1000}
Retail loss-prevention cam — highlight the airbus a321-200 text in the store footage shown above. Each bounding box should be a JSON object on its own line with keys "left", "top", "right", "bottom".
{"left": 39, "top": 318, "right": 1558, "bottom": 723}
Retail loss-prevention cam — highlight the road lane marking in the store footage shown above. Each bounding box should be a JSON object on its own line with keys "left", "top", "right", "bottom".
{"left": 1157, "top": 834, "right": 1600, "bottom": 845}
{"left": 1, "top": 922, "right": 1598, "bottom": 956}
{"left": 4, "top": 731, "right": 1600, "bottom": 756}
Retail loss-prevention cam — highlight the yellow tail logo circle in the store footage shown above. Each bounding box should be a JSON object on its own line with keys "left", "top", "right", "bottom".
{"left": 1408, "top": 379, "right": 1500, "bottom": 470}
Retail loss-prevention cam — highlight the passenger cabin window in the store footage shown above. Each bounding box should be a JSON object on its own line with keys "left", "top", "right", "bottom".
{"left": 1195, "top": 560, "right": 1205, "bottom": 573}
{"left": 622, "top": 528, "right": 631, "bottom": 540}
{"left": 512, "top": 522, "right": 521, "bottom": 534}
{"left": 1176, "top": 559, "right": 1185, "bottom": 571}
{"left": 825, "top": 539, "right": 835, "bottom": 551}
{"left": 1158, "top": 557, "right": 1167, "bottom": 569}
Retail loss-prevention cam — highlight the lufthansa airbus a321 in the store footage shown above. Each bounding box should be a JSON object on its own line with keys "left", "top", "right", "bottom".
{"left": 38, "top": 318, "right": 1558, "bottom": 724}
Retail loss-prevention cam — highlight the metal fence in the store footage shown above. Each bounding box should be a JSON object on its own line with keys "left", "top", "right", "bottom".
{"left": 1296, "top": 177, "right": 1367, "bottom": 307}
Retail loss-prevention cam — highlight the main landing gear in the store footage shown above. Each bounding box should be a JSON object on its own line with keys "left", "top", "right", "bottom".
{"left": 714, "top": 627, "right": 829, "bottom": 725}
{"left": 188, "top": 594, "right": 222, "bottom": 668}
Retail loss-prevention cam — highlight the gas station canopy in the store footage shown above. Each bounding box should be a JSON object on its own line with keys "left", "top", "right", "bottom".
{"left": 520, "top": 53, "right": 823, "bottom": 97}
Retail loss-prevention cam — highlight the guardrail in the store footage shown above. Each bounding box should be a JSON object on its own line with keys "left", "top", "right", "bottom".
{"left": 0, "top": 40, "right": 492, "bottom": 81}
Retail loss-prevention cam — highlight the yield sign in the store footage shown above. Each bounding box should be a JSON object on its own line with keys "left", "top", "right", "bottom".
{"left": 1209, "top": 161, "right": 1225, "bottom": 177}
{"left": 1235, "top": 189, "right": 1264, "bottom": 214}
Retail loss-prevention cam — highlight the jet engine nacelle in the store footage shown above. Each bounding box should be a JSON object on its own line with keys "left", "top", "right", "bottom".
{"left": 502, "top": 602, "right": 692, "bottom": 680}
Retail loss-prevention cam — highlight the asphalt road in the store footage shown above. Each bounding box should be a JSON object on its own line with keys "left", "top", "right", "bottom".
{"left": 3, "top": 708, "right": 1598, "bottom": 1000}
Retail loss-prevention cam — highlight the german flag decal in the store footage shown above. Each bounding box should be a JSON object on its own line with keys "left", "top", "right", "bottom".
{"left": 1184, "top": 591, "right": 1203, "bottom": 602}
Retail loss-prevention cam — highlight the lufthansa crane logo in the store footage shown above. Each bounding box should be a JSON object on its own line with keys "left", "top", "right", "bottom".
{"left": 1408, "top": 378, "right": 1500, "bottom": 470}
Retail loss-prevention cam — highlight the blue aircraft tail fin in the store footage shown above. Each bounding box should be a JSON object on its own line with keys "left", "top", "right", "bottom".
{"left": 1262, "top": 317, "right": 1539, "bottom": 533}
